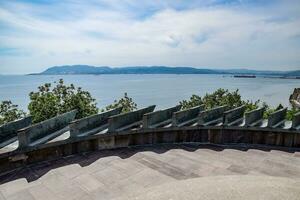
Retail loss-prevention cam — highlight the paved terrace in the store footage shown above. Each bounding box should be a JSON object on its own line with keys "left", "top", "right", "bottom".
{"left": 1, "top": 144, "right": 300, "bottom": 200}
{"left": 0, "top": 105, "right": 300, "bottom": 199}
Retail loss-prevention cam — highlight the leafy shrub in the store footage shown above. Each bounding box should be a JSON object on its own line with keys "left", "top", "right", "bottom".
{"left": 180, "top": 88, "right": 259, "bottom": 112}
{"left": 0, "top": 101, "right": 26, "bottom": 125}
{"left": 103, "top": 92, "right": 137, "bottom": 113}
{"left": 28, "top": 79, "right": 98, "bottom": 123}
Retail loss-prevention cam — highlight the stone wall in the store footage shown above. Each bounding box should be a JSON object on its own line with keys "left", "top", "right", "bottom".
{"left": 70, "top": 107, "right": 122, "bottom": 138}
{"left": 0, "top": 116, "right": 31, "bottom": 148}
{"left": 172, "top": 105, "right": 205, "bottom": 127}
{"left": 0, "top": 126, "right": 299, "bottom": 174}
{"left": 108, "top": 105, "right": 156, "bottom": 132}
{"left": 143, "top": 105, "right": 181, "bottom": 129}
{"left": 17, "top": 110, "right": 77, "bottom": 149}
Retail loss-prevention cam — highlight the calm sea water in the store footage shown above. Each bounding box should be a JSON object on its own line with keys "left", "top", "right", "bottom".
{"left": 0, "top": 74, "right": 299, "bottom": 111}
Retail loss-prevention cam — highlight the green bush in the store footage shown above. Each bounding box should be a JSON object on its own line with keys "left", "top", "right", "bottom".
{"left": 28, "top": 79, "right": 98, "bottom": 123}
{"left": 0, "top": 101, "right": 26, "bottom": 125}
{"left": 103, "top": 92, "right": 137, "bottom": 113}
{"left": 180, "top": 88, "right": 259, "bottom": 112}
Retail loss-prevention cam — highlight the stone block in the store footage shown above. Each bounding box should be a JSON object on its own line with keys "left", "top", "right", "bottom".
{"left": 223, "top": 105, "right": 246, "bottom": 126}
{"left": 172, "top": 105, "right": 205, "bottom": 127}
{"left": 245, "top": 107, "right": 265, "bottom": 127}
{"left": 143, "top": 105, "right": 181, "bottom": 129}
{"left": 17, "top": 110, "right": 77, "bottom": 149}
{"left": 108, "top": 105, "right": 155, "bottom": 132}
{"left": 198, "top": 106, "right": 228, "bottom": 126}
{"left": 70, "top": 107, "right": 122, "bottom": 138}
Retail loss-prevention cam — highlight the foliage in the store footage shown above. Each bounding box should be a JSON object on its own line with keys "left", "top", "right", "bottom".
{"left": 0, "top": 101, "right": 26, "bottom": 125}
{"left": 28, "top": 79, "right": 98, "bottom": 123}
{"left": 103, "top": 92, "right": 137, "bottom": 113}
{"left": 286, "top": 107, "right": 298, "bottom": 121}
{"left": 180, "top": 88, "right": 260, "bottom": 112}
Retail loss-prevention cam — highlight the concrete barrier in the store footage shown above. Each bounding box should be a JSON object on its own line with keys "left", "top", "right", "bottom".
{"left": 267, "top": 108, "right": 287, "bottom": 128}
{"left": 143, "top": 105, "right": 181, "bottom": 129}
{"left": 198, "top": 106, "right": 228, "bottom": 126}
{"left": 245, "top": 107, "right": 265, "bottom": 127}
{"left": 70, "top": 107, "right": 122, "bottom": 138}
{"left": 0, "top": 117, "right": 31, "bottom": 148}
{"left": 108, "top": 105, "right": 156, "bottom": 132}
{"left": 172, "top": 105, "right": 205, "bottom": 127}
{"left": 223, "top": 105, "right": 246, "bottom": 126}
{"left": 17, "top": 110, "right": 77, "bottom": 149}
{"left": 291, "top": 112, "right": 300, "bottom": 130}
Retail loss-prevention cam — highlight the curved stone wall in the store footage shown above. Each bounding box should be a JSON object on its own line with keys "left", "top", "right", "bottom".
{"left": 0, "top": 105, "right": 299, "bottom": 174}
{"left": 0, "top": 125, "right": 299, "bottom": 174}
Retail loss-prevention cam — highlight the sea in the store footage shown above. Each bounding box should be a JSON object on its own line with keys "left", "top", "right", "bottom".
{"left": 0, "top": 74, "right": 299, "bottom": 111}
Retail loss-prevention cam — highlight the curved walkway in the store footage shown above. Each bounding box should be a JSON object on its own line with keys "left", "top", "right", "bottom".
{"left": 0, "top": 144, "right": 300, "bottom": 200}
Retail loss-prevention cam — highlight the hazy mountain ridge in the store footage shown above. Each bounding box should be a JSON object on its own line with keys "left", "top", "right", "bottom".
{"left": 38, "top": 65, "right": 300, "bottom": 76}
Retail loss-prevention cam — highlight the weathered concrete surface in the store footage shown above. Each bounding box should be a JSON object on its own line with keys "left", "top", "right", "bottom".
{"left": 0, "top": 144, "right": 300, "bottom": 200}
{"left": 172, "top": 105, "right": 205, "bottom": 127}
{"left": 267, "top": 108, "right": 287, "bottom": 128}
{"left": 17, "top": 110, "right": 77, "bottom": 149}
{"left": 0, "top": 117, "right": 31, "bottom": 148}
{"left": 130, "top": 175, "right": 300, "bottom": 200}
{"left": 223, "top": 106, "right": 246, "bottom": 126}
{"left": 108, "top": 106, "right": 156, "bottom": 132}
{"left": 70, "top": 107, "right": 122, "bottom": 138}
{"left": 198, "top": 106, "right": 228, "bottom": 126}
{"left": 143, "top": 105, "right": 181, "bottom": 129}
{"left": 245, "top": 107, "right": 265, "bottom": 127}
{"left": 292, "top": 112, "right": 300, "bottom": 130}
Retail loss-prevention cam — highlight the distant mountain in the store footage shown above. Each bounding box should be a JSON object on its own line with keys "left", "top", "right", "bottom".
{"left": 284, "top": 70, "right": 300, "bottom": 76}
{"left": 38, "top": 65, "right": 300, "bottom": 76}
{"left": 40, "top": 65, "right": 219, "bottom": 75}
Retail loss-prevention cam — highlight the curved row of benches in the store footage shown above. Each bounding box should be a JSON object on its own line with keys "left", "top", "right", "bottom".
{"left": 0, "top": 105, "right": 299, "bottom": 152}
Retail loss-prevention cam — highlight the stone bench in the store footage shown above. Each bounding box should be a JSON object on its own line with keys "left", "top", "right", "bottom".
{"left": 267, "top": 108, "right": 287, "bottom": 128}
{"left": 0, "top": 116, "right": 32, "bottom": 148}
{"left": 244, "top": 107, "right": 265, "bottom": 127}
{"left": 172, "top": 105, "right": 205, "bottom": 127}
{"left": 223, "top": 105, "right": 246, "bottom": 126}
{"left": 108, "top": 105, "right": 156, "bottom": 132}
{"left": 291, "top": 112, "right": 300, "bottom": 130}
{"left": 17, "top": 110, "right": 77, "bottom": 149}
{"left": 70, "top": 107, "right": 122, "bottom": 138}
{"left": 143, "top": 105, "right": 181, "bottom": 129}
{"left": 198, "top": 106, "right": 228, "bottom": 126}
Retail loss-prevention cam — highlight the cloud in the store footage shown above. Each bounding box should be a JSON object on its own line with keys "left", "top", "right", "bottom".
{"left": 0, "top": 0, "right": 300, "bottom": 74}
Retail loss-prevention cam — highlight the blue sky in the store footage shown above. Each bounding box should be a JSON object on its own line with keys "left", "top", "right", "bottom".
{"left": 0, "top": 0, "right": 300, "bottom": 74}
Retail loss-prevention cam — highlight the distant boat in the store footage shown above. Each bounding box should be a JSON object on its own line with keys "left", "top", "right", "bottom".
{"left": 233, "top": 75, "right": 256, "bottom": 78}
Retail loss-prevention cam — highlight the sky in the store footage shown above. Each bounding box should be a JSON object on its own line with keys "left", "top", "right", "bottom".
{"left": 0, "top": 0, "right": 300, "bottom": 74}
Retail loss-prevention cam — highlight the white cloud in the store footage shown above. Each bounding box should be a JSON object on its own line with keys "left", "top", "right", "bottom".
{"left": 0, "top": 0, "right": 300, "bottom": 74}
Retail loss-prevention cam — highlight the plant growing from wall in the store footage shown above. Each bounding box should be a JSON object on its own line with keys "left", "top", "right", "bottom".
{"left": 28, "top": 79, "right": 98, "bottom": 123}
{"left": 0, "top": 101, "right": 26, "bottom": 125}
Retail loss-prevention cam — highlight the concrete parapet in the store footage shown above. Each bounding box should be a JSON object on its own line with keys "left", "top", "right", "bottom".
{"left": 245, "top": 107, "right": 265, "bottom": 127}
{"left": 223, "top": 106, "right": 246, "bottom": 126}
{"left": 0, "top": 117, "right": 32, "bottom": 148}
{"left": 143, "top": 105, "right": 181, "bottom": 129}
{"left": 267, "top": 108, "right": 287, "bottom": 128}
{"left": 108, "top": 105, "right": 156, "bottom": 132}
{"left": 1, "top": 126, "right": 300, "bottom": 174}
{"left": 172, "top": 105, "right": 205, "bottom": 127}
{"left": 17, "top": 110, "right": 77, "bottom": 149}
{"left": 70, "top": 107, "right": 122, "bottom": 138}
{"left": 291, "top": 112, "right": 300, "bottom": 130}
{"left": 198, "top": 106, "right": 228, "bottom": 126}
